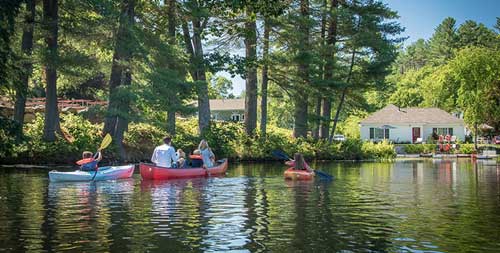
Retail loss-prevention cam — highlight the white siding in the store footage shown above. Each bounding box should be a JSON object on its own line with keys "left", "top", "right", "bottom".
{"left": 422, "top": 124, "right": 465, "bottom": 142}
{"left": 361, "top": 124, "right": 414, "bottom": 143}
{"left": 361, "top": 123, "right": 466, "bottom": 143}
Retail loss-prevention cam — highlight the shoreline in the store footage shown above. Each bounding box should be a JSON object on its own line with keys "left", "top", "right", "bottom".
{"left": 2, "top": 156, "right": 497, "bottom": 169}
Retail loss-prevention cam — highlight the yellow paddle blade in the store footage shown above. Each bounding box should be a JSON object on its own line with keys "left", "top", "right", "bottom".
{"left": 99, "top": 133, "right": 112, "bottom": 150}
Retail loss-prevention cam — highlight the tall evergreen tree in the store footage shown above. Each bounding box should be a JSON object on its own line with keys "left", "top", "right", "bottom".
{"left": 103, "top": 0, "right": 136, "bottom": 159}
{"left": 260, "top": 17, "right": 271, "bottom": 137}
{"left": 293, "top": 0, "right": 311, "bottom": 138}
{"left": 13, "top": 0, "right": 35, "bottom": 139}
{"left": 244, "top": 7, "right": 258, "bottom": 135}
{"left": 320, "top": 0, "right": 339, "bottom": 139}
{"left": 42, "top": 0, "right": 61, "bottom": 142}
{"left": 428, "top": 17, "right": 457, "bottom": 64}
{"left": 180, "top": 0, "right": 211, "bottom": 135}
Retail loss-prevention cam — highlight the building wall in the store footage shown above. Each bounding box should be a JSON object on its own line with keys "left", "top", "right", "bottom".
{"left": 211, "top": 110, "right": 245, "bottom": 122}
{"left": 422, "top": 124, "right": 466, "bottom": 142}
{"left": 360, "top": 124, "right": 414, "bottom": 143}
{"left": 360, "top": 123, "right": 465, "bottom": 143}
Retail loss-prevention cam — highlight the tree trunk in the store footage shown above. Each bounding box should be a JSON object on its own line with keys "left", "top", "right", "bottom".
{"left": 320, "top": 0, "right": 338, "bottom": 139}
{"left": 42, "top": 0, "right": 60, "bottom": 142}
{"left": 320, "top": 98, "right": 331, "bottom": 138}
{"left": 293, "top": 0, "right": 310, "bottom": 138}
{"left": 103, "top": 0, "right": 135, "bottom": 160}
{"left": 329, "top": 87, "right": 346, "bottom": 142}
{"left": 260, "top": 18, "right": 270, "bottom": 138}
{"left": 14, "top": 0, "right": 35, "bottom": 139}
{"left": 244, "top": 9, "right": 258, "bottom": 136}
{"left": 166, "top": 0, "right": 177, "bottom": 135}
{"left": 192, "top": 19, "right": 210, "bottom": 135}
{"left": 312, "top": 96, "right": 321, "bottom": 139}
{"left": 329, "top": 49, "right": 356, "bottom": 143}
{"left": 474, "top": 122, "right": 478, "bottom": 151}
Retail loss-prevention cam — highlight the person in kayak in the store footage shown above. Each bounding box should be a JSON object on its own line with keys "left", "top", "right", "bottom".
{"left": 77, "top": 150, "right": 102, "bottom": 171}
{"left": 151, "top": 136, "right": 178, "bottom": 168}
{"left": 286, "top": 153, "right": 314, "bottom": 172}
{"left": 198, "top": 139, "right": 215, "bottom": 168}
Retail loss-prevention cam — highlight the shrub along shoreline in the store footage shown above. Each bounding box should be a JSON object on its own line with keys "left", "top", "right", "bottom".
{"left": 1, "top": 114, "right": 397, "bottom": 165}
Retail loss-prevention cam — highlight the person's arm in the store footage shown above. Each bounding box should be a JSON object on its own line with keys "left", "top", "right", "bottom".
{"left": 209, "top": 148, "right": 215, "bottom": 161}
{"left": 170, "top": 147, "right": 178, "bottom": 163}
{"left": 95, "top": 150, "right": 102, "bottom": 162}
{"left": 304, "top": 161, "right": 314, "bottom": 172}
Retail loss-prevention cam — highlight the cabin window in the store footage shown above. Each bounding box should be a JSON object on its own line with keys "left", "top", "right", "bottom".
{"left": 369, "top": 128, "right": 389, "bottom": 139}
{"left": 231, "top": 114, "right": 240, "bottom": 121}
{"left": 433, "top": 128, "right": 453, "bottom": 136}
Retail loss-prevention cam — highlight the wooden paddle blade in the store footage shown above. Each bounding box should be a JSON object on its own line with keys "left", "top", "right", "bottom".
{"left": 99, "top": 134, "right": 112, "bottom": 150}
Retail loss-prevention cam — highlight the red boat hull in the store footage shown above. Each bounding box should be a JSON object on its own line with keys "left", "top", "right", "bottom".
{"left": 284, "top": 167, "right": 315, "bottom": 180}
{"left": 140, "top": 159, "right": 228, "bottom": 180}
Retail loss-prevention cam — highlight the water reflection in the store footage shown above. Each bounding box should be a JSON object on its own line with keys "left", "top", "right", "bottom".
{"left": 0, "top": 160, "right": 500, "bottom": 252}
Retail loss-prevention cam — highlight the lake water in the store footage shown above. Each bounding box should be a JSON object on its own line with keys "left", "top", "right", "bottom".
{"left": 1, "top": 159, "right": 499, "bottom": 252}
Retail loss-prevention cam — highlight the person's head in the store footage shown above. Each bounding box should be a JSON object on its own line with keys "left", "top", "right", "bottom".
{"left": 82, "top": 151, "right": 93, "bottom": 159}
{"left": 177, "top": 149, "right": 185, "bottom": 158}
{"left": 193, "top": 149, "right": 201, "bottom": 155}
{"left": 163, "top": 136, "right": 172, "bottom": 145}
{"left": 294, "top": 153, "right": 305, "bottom": 170}
{"left": 198, "top": 139, "right": 209, "bottom": 150}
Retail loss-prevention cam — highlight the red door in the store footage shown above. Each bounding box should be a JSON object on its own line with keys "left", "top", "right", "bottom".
{"left": 412, "top": 127, "right": 421, "bottom": 143}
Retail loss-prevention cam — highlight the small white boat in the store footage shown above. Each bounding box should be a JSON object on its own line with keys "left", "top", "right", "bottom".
{"left": 49, "top": 165, "right": 135, "bottom": 182}
{"left": 432, "top": 154, "right": 443, "bottom": 159}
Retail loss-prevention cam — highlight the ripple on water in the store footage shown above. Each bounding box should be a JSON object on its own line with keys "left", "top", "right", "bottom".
{"left": 1, "top": 161, "right": 500, "bottom": 252}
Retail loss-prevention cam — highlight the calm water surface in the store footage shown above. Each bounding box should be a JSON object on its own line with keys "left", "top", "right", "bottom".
{"left": 1, "top": 159, "right": 499, "bottom": 252}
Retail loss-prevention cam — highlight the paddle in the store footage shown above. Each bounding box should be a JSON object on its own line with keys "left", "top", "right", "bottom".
{"left": 91, "top": 134, "right": 113, "bottom": 181}
{"left": 272, "top": 150, "right": 334, "bottom": 180}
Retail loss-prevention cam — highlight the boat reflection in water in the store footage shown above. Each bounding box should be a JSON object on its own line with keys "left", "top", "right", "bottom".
{"left": 140, "top": 176, "right": 254, "bottom": 251}
{"left": 46, "top": 179, "right": 135, "bottom": 252}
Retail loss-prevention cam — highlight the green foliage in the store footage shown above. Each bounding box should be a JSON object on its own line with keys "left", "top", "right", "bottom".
{"left": 361, "top": 140, "right": 396, "bottom": 160}
{"left": 458, "top": 144, "right": 475, "bottom": 154}
{"left": 403, "top": 144, "right": 437, "bottom": 154}
{"left": 1, "top": 113, "right": 399, "bottom": 164}
{"left": 0, "top": 113, "right": 101, "bottom": 164}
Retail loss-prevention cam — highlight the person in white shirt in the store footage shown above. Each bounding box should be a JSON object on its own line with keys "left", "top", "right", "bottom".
{"left": 151, "top": 137, "right": 178, "bottom": 168}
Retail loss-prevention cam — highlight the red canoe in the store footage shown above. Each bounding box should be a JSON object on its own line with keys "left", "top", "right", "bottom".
{"left": 140, "top": 159, "right": 228, "bottom": 180}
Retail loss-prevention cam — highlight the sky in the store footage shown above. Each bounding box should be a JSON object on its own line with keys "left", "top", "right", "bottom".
{"left": 223, "top": 0, "right": 500, "bottom": 96}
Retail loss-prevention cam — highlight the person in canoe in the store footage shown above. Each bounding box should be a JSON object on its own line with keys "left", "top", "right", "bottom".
{"left": 198, "top": 139, "right": 215, "bottom": 168}
{"left": 177, "top": 149, "right": 186, "bottom": 168}
{"left": 76, "top": 150, "right": 102, "bottom": 171}
{"left": 285, "top": 153, "right": 314, "bottom": 173}
{"left": 151, "top": 136, "right": 178, "bottom": 168}
{"left": 189, "top": 149, "right": 204, "bottom": 168}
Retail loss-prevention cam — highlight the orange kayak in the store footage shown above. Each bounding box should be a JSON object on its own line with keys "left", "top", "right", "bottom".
{"left": 284, "top": 168, "right": 315, "bottom": 180}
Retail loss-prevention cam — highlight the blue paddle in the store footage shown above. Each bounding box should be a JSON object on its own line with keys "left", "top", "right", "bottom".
{"left": 272, "top": 150, "right": 334, "bottom": 180}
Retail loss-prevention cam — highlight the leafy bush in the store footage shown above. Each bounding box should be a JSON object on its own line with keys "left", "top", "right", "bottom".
{"left": 9, "top": 113, "right": 102, "bottom": 164}
{"left": 362, "top": 140, "right": 396, "bottom": 160}
{"left": 458, "top": 144, "right": 475, "bottom": 154}
{"left": 1, "top": 114, "right": 400, "bottom": 164}
{"left": 403, "top": 144, "right": 436, "bottom": 154}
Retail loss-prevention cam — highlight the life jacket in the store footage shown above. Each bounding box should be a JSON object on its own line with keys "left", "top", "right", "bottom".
{"left": 189, "top": 154, "right": 202, "bottom": 160}
{"left": 76, "top": 158, "right": 98, "bottom": 171}
{"left": 189, "top": 154, "right": 203, "bottom": 167}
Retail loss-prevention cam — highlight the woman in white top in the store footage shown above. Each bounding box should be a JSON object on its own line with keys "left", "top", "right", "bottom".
{"left": 198, "top": 139, "right": 215, "bottom": 168}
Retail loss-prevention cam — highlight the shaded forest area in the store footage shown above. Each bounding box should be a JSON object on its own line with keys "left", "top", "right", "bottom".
{"left": 0, "top": 0, "right": 499, "bottom": 163}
